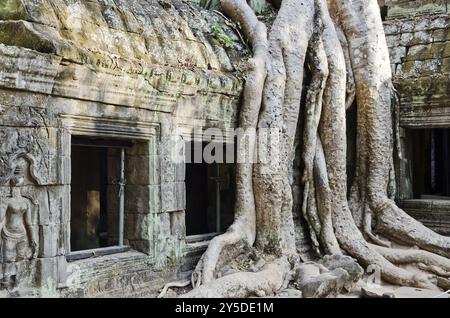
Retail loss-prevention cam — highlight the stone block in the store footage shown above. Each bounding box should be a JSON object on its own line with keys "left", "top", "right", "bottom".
{"left": 400, "top": 20, "right": 416, "bottom": 33}
{"left": 60, "top": 185, "right": 70, "bottom": 224}
{"left": 39, "top": 224, "right": 58, "bottom": 258}
{"left": 58, "top": 155, "right": 71, "bottom": 185}
{"left": 125, "top": 153, "right": 160, "bottom": 186}
{"left": 389, "top": 46, "right": 407, "bottom": 64}
{"left": 129, "top": 239, "right": 152, "bottom": 256}
{"left": 161, "top": 182, "right": 185, "bottom": 213}
{"left": 170, "top": 210, "right": 186, "bottom": 240}
{"left": 431, "top": 29, "right": 447, "bottom": 42}
{"left": 430, "top": 16, "right": 450, "bottom": 30}
{"left": 0, "top": 126, "right": 59, "bottom": 186}
{"left": 443, "top": 42, "right": 450, "bottom": 58}
{"left": 135, "top": 213, "right": 153, "bottom": 241}
{"left": 149, "top": 184, "right": 161, "bottom": 214}
{"left": 158, "top": 212, "right": 171, "bottom": 237}
{"left": 56, "top": 255, "right": 69, "bottom": 288}
{"left": 406, "top": 44, "right": 432, "bottom": 61}
{"left": 124, "top": 213, "right": 136, "bottom": 240}
{"left": 161, "top": 158, "right": 185, "bottom": 183}
{"left": 148, "top": 155, "right": 161, "bottom": 185}
{"left": 410, "top": 30, "right": 433, "bottom": 46}
{"left": 399, "top": 32, "right": 414, "bottom": 46}
{"left": 58, "top": 222, "right": 70, "bottom": 256}
{"left": 413, "top": 18, "right": 432, "bottom": 32}
{"left": 0, "top": 40, "right": 61, "bottom": 94}
{"left": 126, "top": 139, "right": 158, "bottom": 156}
{"left": 440, "top": 57, "right": 450, "bottom": 72}
{"left": 126, "top": 155, "right": 150, "bottom": 185}
{"left": 33, "top": 185, "right": 67, "bottom": 226}
{"left": 384, "top": 22, "right": 400, "bottom": 35}
{"left": 0, "top": 0, "right": 28, "bottom": 20}
{"left": 385, "top": 34, "right": 400, "bottom": 48}
{"left": 36, "top": 257, "right": 58, "bottom": 291}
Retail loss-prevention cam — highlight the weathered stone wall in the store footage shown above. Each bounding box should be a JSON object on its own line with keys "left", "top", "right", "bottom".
{"left": 0, "top": 0, "right": 245, "bottom": 297}
{"left": 385, "top": 10, "right": 450, "bottom": 128}
{"left": 383, "top": 1, "right": 450, "bottom": 235}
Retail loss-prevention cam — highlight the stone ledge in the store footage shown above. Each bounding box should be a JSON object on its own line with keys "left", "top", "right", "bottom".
{"left": 401, "top": 199, "right": 450, "bottom": 235}
{"left": 384, "top": 15, "right": 450, "bottom": 36}
{"left": 385, "top": 0, "right": 448, "bottom": 19}
{"left": 58, "top": 249, "right": 175, "bottom": 297}
{"left": 0, "top": 43, "right": 243, "bottom": 114}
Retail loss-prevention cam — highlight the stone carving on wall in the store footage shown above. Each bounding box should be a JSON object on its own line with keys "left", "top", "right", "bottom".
{"left": 0, "top": 152, "right": 44, "bottom": 187}
{"left": 0, "top": 154, "right": 40, "bottom": 293}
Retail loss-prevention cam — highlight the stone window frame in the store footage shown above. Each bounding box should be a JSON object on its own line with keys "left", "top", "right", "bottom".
{"left": 58, "top": 114, "right": 160, "bottom": 259}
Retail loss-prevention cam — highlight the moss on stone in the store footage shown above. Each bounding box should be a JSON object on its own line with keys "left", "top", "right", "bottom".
{"left": 210, "top": 21, "right": 237, "bottom": 48}
{"left": 432, "top": 29, "right": 450, "bottom": 42}
{"left": 0, "top": 0, "right": 27, "bottom": 20}
{"left": 0, "top": 21, "right": 55, "bottom": 53}
{"left": 443, "top": 42, "right": 450, "bottom": 58}
{"left": 433, "top": 75, "right": 450, "bottom": 94}
{"left": 441, "top": 57, "right": 450, "bottom": 72}
{"left": 387, "top": 2, "right": 447, "bottom": 19}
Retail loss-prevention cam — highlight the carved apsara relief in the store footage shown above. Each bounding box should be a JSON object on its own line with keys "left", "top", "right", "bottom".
{"left": 0, "top": 127, "right": 54, "bottom": 187}
{"left": 0, "top": 154, "right": 41, "bottom": 293}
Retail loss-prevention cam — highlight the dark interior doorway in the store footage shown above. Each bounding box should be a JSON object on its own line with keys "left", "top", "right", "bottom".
{"left": 407, "top": 128, "right": 450, "bottom": 199}
{"left": 71, "top": 144, "right": 111, "bottom": 251}
{"left": 185, "top": 142, "right": 236, "bottom": 237}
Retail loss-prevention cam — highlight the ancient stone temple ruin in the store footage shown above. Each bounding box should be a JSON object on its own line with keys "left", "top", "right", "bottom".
{"left": 0, "top": 0, "right": 245, "bottom": 297}
{"left": 383, "top": 0, "right": 450, "bottom": 236}
{"left": 0, "top": 0, "right": 449, "bottom": 298}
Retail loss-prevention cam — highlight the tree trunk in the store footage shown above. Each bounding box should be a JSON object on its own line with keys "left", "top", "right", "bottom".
{"left": 180, "top": 0, "right": 450, "bottom": 298}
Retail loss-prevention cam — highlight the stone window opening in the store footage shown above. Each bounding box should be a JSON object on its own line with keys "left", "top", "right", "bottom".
{"left": 406, "top": 128, "right": 450, "bottom": 200}
{"left": 67, "top": 136, "right": 132, "bottom": 260}
{"left": 184, "top": 141, "right": 236, "bottom": 242}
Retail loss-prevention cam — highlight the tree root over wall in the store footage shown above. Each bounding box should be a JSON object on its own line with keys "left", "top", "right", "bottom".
{"left": 180, "top": 0, "right": 450, "bottom": 298}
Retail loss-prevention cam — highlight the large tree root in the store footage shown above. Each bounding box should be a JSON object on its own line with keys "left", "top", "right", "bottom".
{"left": 370, "top": 243, "right": 450, "bottom": 290}
{"left": 188, "top": 0, "right": 315, "bottom": 295}
{"left": 333, "top": 204, "right": 436, "bottom": 289}
{"left": 310, "top": 0, "right": 445, "bottom": 290}
{"left": 369, "top": 243, "right": 450, "bottom": 273}
{"left": 158, "top": 280, "right": 191, "bottom": 298}
{"left": 328, "top": 0, "right": 450, "bottom": 290}
{"left": 184, "top": 258, "right": 290, "bottom": 298}
{"left": 254, "top": 0, "right": 314, "bottom": 257}
{"left": 190, "top": 0, "right": 267, "bottom": 287}
{"left": 183, "top": 0, "right": 450, "bottom": 298}
{"left": 301, "top": 15, "right": 330, "bottom": 254}
{"left": 375, "top": 200, "right": 450, "bottom": 258}
{"left": 192, "top": 223, "right": 251, "bottom": 286}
